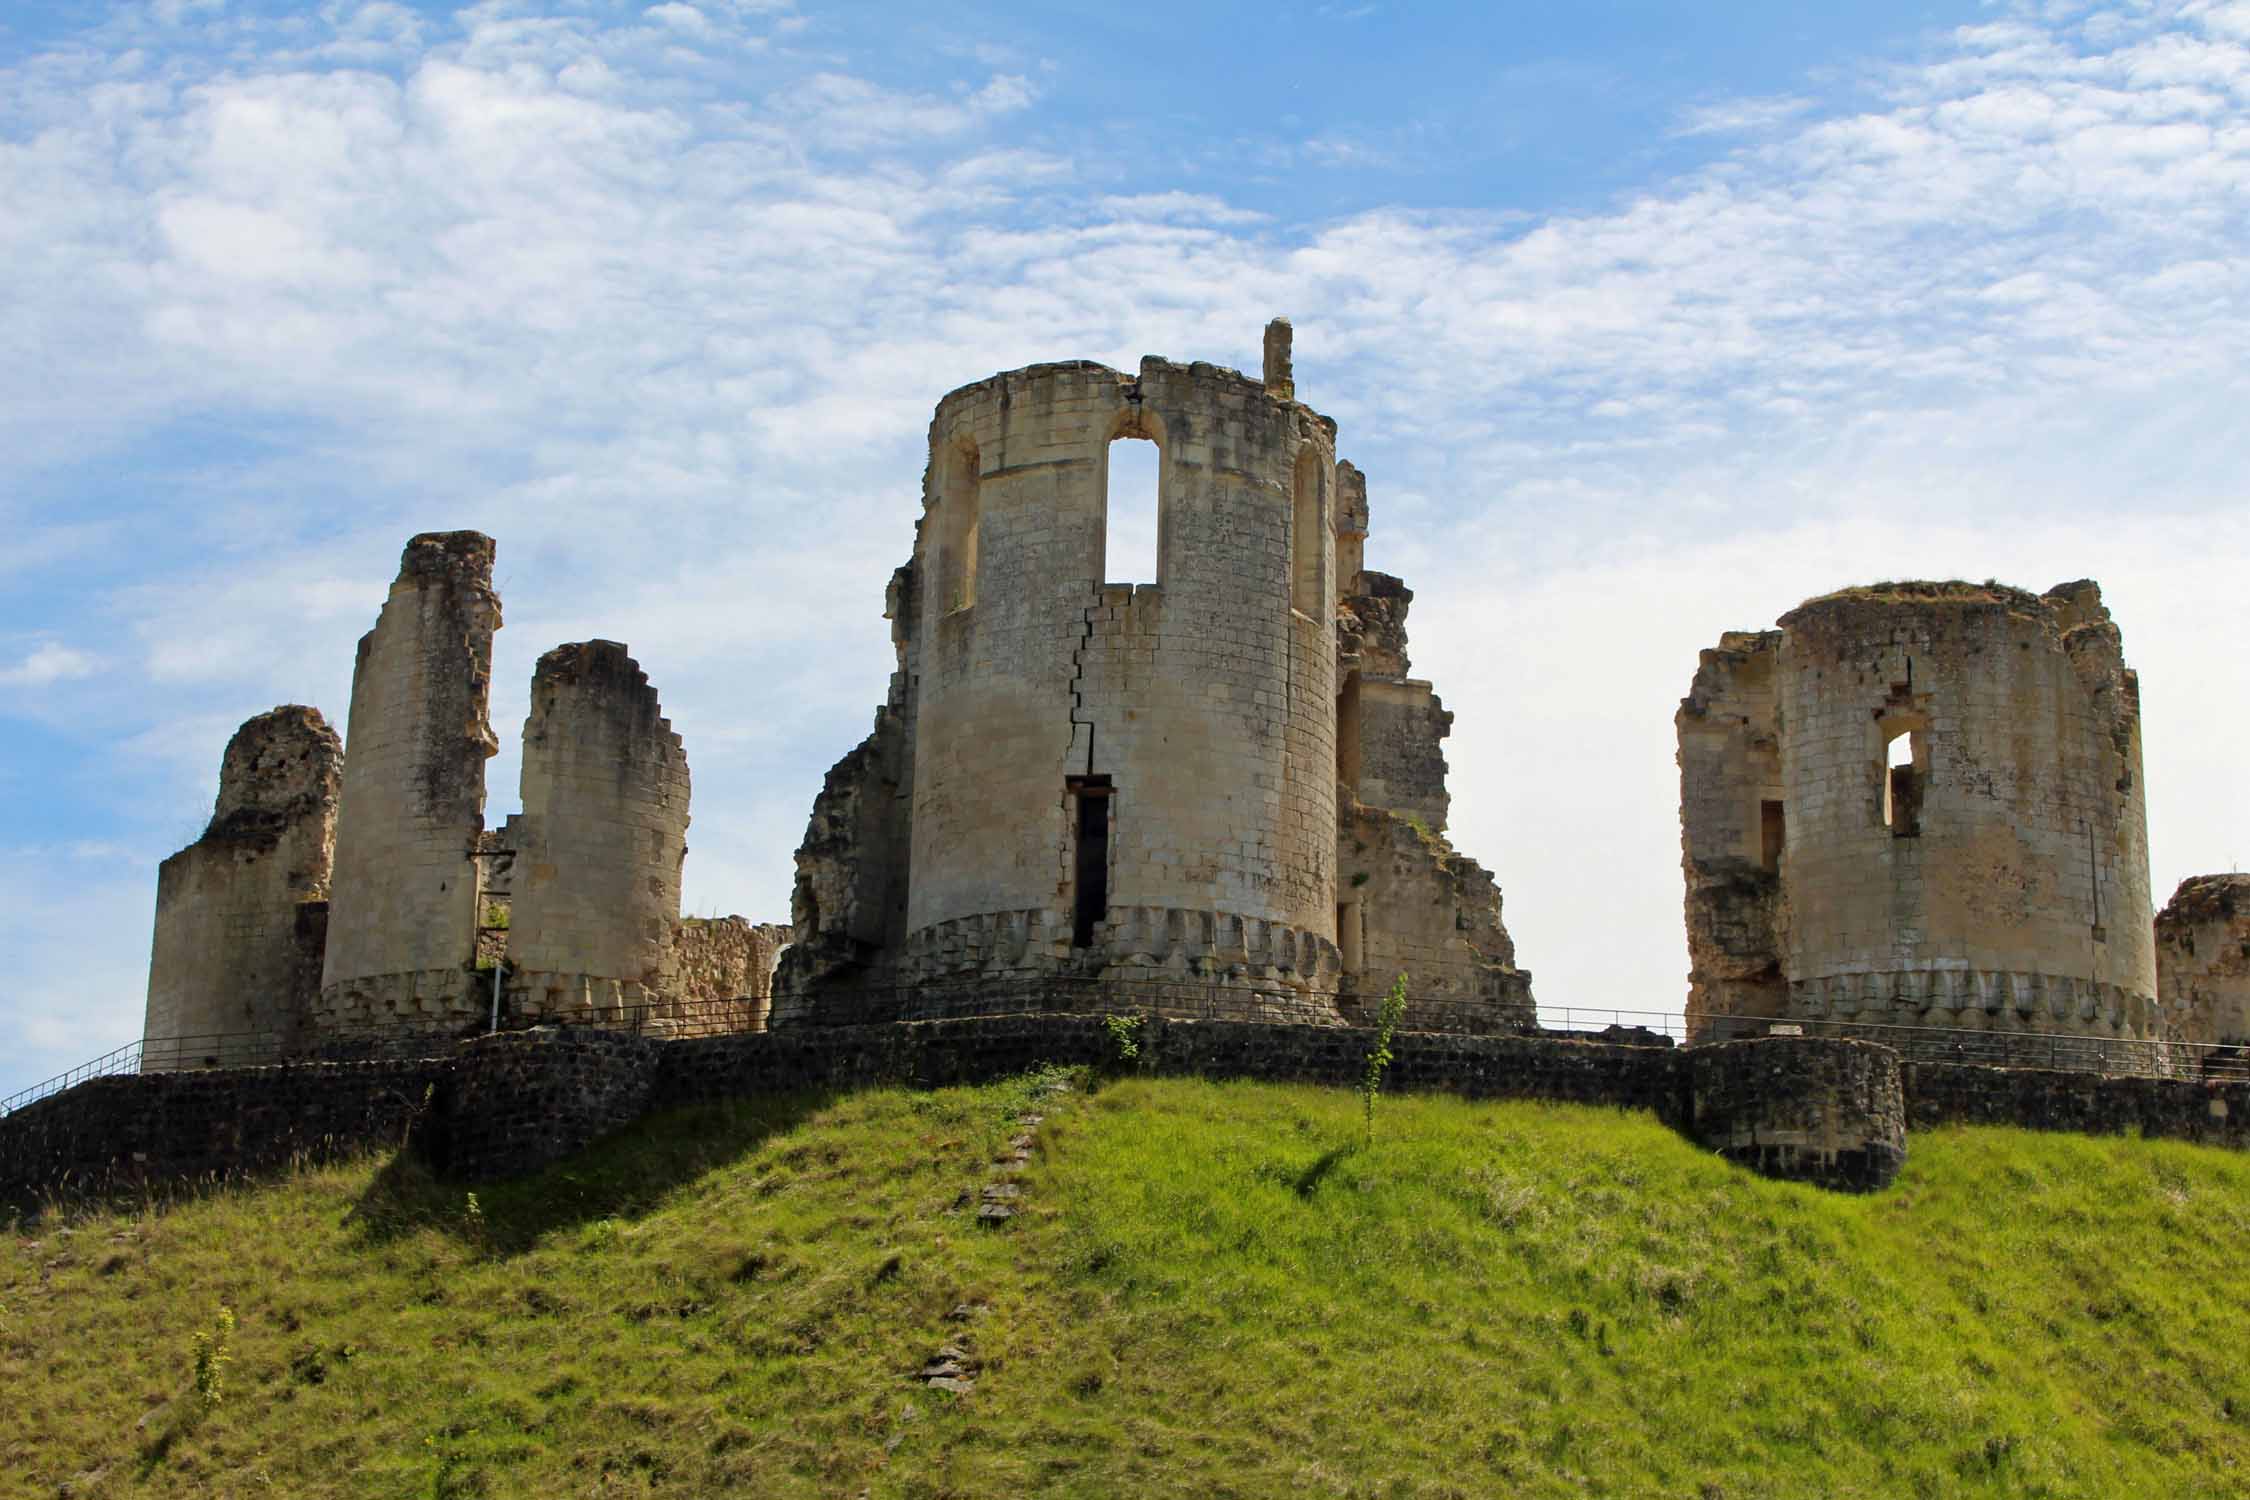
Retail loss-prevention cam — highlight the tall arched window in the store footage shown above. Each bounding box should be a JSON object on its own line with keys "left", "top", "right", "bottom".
{"left": 1292, "top": 446, "right": 1324, "bottom": 616}
{"left": 1879, "top": 713, "right": 1928, "bottom": 836}
{"left": 936, "top": 438, "right": 980, "bottom": 611}
{"left": 1105, "top": 435, "right": 1160, "bottom": 585}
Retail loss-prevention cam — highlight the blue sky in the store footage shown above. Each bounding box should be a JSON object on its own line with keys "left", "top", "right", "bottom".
{"left": 4, "top": 0, "right": 2247, "bottom": 1099}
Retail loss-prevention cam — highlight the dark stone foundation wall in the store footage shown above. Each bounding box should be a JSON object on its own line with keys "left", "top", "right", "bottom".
{"left": 9, "top": 1015, "right": 2248, "bottom": 1207}
{"left": 0, "top": 1058, "right": 442, "bottom": 1207}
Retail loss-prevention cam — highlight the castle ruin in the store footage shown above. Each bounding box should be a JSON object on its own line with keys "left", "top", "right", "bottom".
{"left": 770, "top": 321, "right": 1533, "bottom": 1028}
{"left": 2155, "top": 875, "right": 2250, "bottom": 1047}
{"left": 1678, "top": 580, "right": 2162, "bottom": 1043}
{"left": 139, "top": 534, "right": 783, "bottom": 1060}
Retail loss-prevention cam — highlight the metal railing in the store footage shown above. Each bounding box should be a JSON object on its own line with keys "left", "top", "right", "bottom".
{"left": 8, "top": 988, "right": 2243, "bottom": 1117}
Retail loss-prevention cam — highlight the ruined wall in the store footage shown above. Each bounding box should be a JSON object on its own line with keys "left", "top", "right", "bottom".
{"left": 2157, "top": 875, "right": 2250, "bottom": 1045}
{"left": 1338, "top": 805, "right": 1531, "bottom": 1022}
{"left": 142, "top": 706, "right": 342, "bottom": 1063}
{"left": 317, "top": 532, "right": 500, "bottom": 1032}
{"left": 770, "top": 560, "right": 919, "bottom": 1018}
{"left": 1332, "top": 473, "right": 1531, "bottom": 1023}
{"left": 892, "top": 331, "right": 1340, "bottom": 1009}
{"left": 672, "top": 916, "right": 791, "bottom": 1030}
{"left": 1676, "top": 631, "right": 1788, "bottom": 1030}
{"left": 1682, "top": 581, "right": 2157, "bottom": 1038}
{"left": 503, "top": 641, "right": 689, "bottom": 1023}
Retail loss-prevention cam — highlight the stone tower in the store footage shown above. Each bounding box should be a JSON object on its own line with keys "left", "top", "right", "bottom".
{"left": 1680, "top": 580, "right": 2157, "bottom": 1040}
{"left": 775, "top": 323, "right": 1533, "bottom": 1027}
{"left": 141, "top": 706, "right": 342, "bottom": 1065}
{"left": 500, "top": 641, "right": 690, "bottom": 1020}
{"left": 317, "top": 531, "right": 501, "bottom": 1029}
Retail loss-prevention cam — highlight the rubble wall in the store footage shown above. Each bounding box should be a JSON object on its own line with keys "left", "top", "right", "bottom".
{"left": 317, "top": 532, "right": 501, "bottom": 1031}
{"left": 1339, "top": 805, "right": 1532, "bottom": 1021}
{"left": 672, "top": 916, "right": 791, "bottom": 1030}
{"left": 142, "top": 706, "right": 342, "bottom": 1062}
{"left": 503, "top": 642, "right": 689, "bottom": 1021}
{"left": 2157, "top": 875, "right": 2250, "bottom": 1044}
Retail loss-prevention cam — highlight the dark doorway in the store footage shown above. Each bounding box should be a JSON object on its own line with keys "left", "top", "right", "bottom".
{"left": 1069, "top": 776, "right": 1113, "bottom": 949}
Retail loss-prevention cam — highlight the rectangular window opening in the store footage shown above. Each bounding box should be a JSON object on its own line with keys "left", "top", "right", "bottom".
{"left": 1759, "top": 800, "right": 1785, "bottom": 871}
{"left": 1069, "top": 776, "right": 1113, "bottom": 949}
{"left": 1105, "top": 438, "right": 1160, "bottom": 586}
{"left": 1883, "top": 727, "right": 1924, "bottom": 837}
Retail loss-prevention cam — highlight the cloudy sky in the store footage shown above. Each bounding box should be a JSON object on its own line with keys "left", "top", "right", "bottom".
{"left": 3, "top": 0, "right": 2246, "bottom": 1099}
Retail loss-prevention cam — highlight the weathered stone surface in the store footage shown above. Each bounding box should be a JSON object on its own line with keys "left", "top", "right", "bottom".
{"left": 1689, "top": 1037, "right": 1906, "bottom": 1192}
{"left": 415, "top": 1029, "right": 663, "bottom": 1182}
{"left": 18, "top": 1016, "right": 2250, "bottom": 1205}
{"left": 143, "top": 706, "right": 342, "bottom": 1063}
{"left": 2156, "top": 874, "right": 2250, "bottom": 1045}
{"left": 0, "top": 1056, "right": 441, "bottom": 1207}
{"left": 1680, "top": 581, "right": 2158, "bottom": 1043}
{"left": 672, "top": 915, "right": 790, "bottom": 1029}
{"left": 318, "top": 532, "right": 501, "bottom": 1032}
{"left": 503, "top": 641, "right": 689, "bottom": 1023}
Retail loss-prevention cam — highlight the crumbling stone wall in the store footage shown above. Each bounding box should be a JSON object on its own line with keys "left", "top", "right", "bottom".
{"left": 1680, "top": 581, "right": 2158, "bottom": 1039}
{"left": 502, "top": 641, "right": 689, "bottom": 1023}
{"left": 1339, "top": 806, "right": 1531, "bottom": 1022}
{"left": 671, "top": 916, "right": 790, "bottom": 1030}
{"left": 2157, "top": 875, "right": 2250, "bottom": 1044}
{"left": 317, "top": 532, "right": 501, "bottom": 1032}
{"left": 142, "top": 706, "right": 342, "bottom": 1063}
{"left": 1332, "top": 466, "right": 1532, "bottom": 1023}
{"left": 1676, "top": 631, "right": 1788, "bottom": 1028}
{"left": 771, "top": 562, "right": 919, "bottom": 1014}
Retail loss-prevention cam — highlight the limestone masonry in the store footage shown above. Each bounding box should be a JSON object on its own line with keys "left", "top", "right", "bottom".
{"left": 94, "top": 321, "right": 2242, "bottom": 1198}
{"left": 1679, "top": 580, "right": 2167, "bottom": 1043}
{"left": 141, "top": 538, "right": 777, "bottom": 1058}
{"left": 2156, "top": 875, "right": 2250, "bottom": 1046}
{"left": 771, "top": 321, "right": 1533, "bottom": 1028}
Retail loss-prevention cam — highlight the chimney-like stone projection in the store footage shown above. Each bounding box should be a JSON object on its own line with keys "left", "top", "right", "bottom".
{"left": 142, "top": 706, "right": 342, "bottom": 1065}
{"left": 1680, "top": 580, "right": 2158, "bottom": 1041}
{"left": 317, "top": 531, "right": 501, "bottom": 1030}
{"left": 501, "top": 641, "right": 690, "bottom": 1021}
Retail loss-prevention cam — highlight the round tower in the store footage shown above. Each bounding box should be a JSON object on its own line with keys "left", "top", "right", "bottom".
{"left": 1772, "top": 580, "right": 2157, "bottom": 1035}
{"left": 900, "top": 340, "right": 1342, "bottom": 1011}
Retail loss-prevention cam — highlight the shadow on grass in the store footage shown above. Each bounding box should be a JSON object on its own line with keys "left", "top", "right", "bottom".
{"left": 347, "top": 1090, "right": 838, "bottom": 1257}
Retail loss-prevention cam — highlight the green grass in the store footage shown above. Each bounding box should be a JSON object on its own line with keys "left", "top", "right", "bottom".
{"left": 7, "top": 1074, "right": 2250, "bottom": 1497}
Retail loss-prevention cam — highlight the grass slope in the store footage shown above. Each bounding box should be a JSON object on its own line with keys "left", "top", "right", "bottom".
{"left": 6, "top": 1073, "right": 2249, "bottom": 1498}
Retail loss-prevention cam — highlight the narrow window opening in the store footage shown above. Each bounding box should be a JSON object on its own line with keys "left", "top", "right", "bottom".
{"left": 1069, "top": 776, "right": 1113, "bottom": 949}
{"left": 1104, "top": 437, "right": 1160, "bottom": 585}
{"left": 1337, "top": 670, "right": 1363, "bottom": 796}
{"left": 1291, "top": 446, "right": 1323, "bottom": 616}
{"left": 1337, "top": 900, "right": 1363, "bottom": 975}
{"left": 1759, "top": 800, "right": 1785, "bottom": 871}
{"left": 936, "top": 439, "right": 980, "bottom": 611}
{"left": 1882, "top": 726, "right": 1924, "bottom": 836}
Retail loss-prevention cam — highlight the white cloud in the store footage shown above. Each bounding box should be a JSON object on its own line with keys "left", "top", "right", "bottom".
{"left": 0, "top": 642, "right": 99, "bottom": 688}
{"left": 1673, "top": 94, "right": 1815, "bottom": 136}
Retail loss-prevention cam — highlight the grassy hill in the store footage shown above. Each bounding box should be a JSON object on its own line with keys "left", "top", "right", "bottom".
{"left": 6, "top": 1070, "right": 2250, "bottom": 1498}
